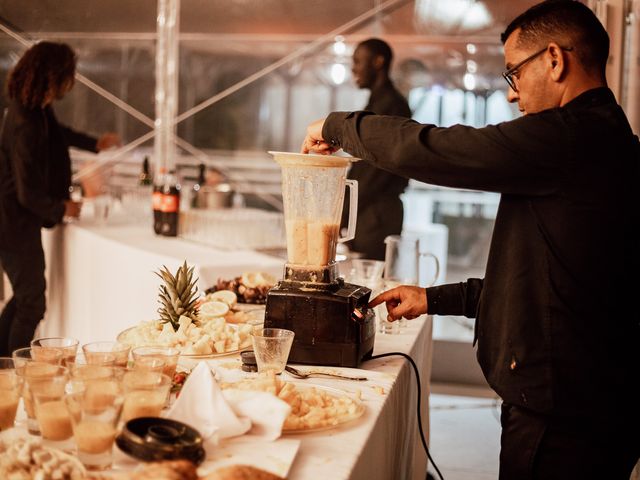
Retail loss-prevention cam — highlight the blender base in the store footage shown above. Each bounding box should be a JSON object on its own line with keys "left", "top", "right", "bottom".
{"left": 264, "top": 279, "right": 376, "bottom": 368}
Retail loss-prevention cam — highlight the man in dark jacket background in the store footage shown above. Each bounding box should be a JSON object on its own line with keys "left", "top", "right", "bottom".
{"left": 0, "top": 42, "right": 119, "bottom": 356}
{"left": 344, "top": 38, "right": 411, "bottom": 260}
{"left": 303, "top": 2, "right": 640, "bottom": 478}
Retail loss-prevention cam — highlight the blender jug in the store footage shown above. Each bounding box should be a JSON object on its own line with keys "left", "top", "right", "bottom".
{"left": 269, "top": 152, "right": 358, "bottom": 268}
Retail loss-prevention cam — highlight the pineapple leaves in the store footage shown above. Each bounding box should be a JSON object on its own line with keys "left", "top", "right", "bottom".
{"left": 155, "top": 261, "right": 200, "bottom": 328}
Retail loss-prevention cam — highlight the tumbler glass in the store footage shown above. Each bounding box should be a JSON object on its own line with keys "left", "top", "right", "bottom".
{"left": 65, "top": 378, "right": 124, "bottom": 470}
{"left": 120, "top": 371, "right": 171, "bottom": 423}
{"left": 0, "top": 358, "right": 23, "bottom": 431}
{"left": 251, "top": 328, "right": 295, "bottom": 374}
{"left": 82, "top": 342, "right": 130, "bottom": 368}
{"left": 13, "top": 347, "right": 62, "bottom": 435}
{"left": 31, "top": 337, "right": 79, "bottom": 366}
{"left": 346, "top": 259, "right": 385, "bottom": 292}
{"left": 28, "top": 367, "right": 72, "bottom": 449}
{"left": 12, "top": 346, "right": 63, "bottom": 366}
{"left": 131, "top": 346, "right": 179, "bottom": 379}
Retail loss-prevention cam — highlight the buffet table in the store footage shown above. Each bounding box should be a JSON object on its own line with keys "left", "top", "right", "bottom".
{"left": 39, "top": 220, "right": 283, "bottom": 345}
{"left": 36, "top": 219, "right": 433, "bottom": 480}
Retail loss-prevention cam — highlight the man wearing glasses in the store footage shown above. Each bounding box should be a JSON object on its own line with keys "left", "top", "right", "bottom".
{"left": 302, "top": 1, "right": 640, "bottom": 478}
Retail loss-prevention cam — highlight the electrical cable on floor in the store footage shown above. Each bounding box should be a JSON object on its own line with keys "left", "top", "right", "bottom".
{"left": 368, "top": 352, "right": 445, "bottom": 480}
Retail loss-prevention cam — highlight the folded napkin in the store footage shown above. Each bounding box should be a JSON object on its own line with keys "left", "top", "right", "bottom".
{"left": 166, "top": 361, "right": 251, "bottom": 441}
{"left": 222, "top": 388, "right": 291, "bottom": 441}
{"left": 212, "top": 363, "right": 291, "bottom": 440}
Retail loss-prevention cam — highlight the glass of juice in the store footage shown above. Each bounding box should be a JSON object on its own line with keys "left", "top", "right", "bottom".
{"left": 67, "top": 354, "right": 118, "bottom": 385}
{"left": 65, "top": 378, "right": 124, "bottom": 470}
{"left": 31, "top": 337, "right": 79, "bottom": 366}
{"left": 28, "top": 367, "right": 71, "bottom": 449}
{"left": 82, "top": 342, "right": 130, "bottom": 368}
{"left": 12, "top": 346, "right": 63, "bottom": 366}
{"left": 14, "top": 359, "right": 63, "bottom": 435}
{"left": 0, "top": 358, "right": 23, "bottom": 432}
{"left": 131, "top": 346, "right": 179, "bottom": 379}
{"left": 120, "top": 371, "right": 171, "bottom": 423}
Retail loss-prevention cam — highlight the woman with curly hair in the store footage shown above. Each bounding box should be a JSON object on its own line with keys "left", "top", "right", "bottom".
{"left": 0, "top": 41, "right": 119, "bottom": 355}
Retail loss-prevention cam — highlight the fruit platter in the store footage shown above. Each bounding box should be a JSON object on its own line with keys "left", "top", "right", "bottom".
{"left": 205, "top": 271, "right": 277, "bottom": 305}
{"left": 117, "top": 262, "right": 264, "bottom": 357}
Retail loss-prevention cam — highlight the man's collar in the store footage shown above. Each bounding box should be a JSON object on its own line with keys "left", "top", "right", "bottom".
{"left": 563, "top": 87, "right": 615, "bottom": 109}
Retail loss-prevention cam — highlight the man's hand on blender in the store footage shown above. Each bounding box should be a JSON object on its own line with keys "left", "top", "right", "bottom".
{"left": 301, "top": 118, "right": 337, "bottom": 154}
{"left": 369, "top": 286, "right": 428, "bottom": 322}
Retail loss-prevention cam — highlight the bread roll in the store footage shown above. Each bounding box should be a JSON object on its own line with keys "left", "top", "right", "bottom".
{"left": 202, "top": 465, "right": 284, "bottom": 480}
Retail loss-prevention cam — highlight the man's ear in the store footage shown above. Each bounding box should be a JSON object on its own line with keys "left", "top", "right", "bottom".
{"left": 373, "top": 54, "right": 385, "bottom": 71}
{"left": 547, "top": 42, "right": 566, "bottom": 82}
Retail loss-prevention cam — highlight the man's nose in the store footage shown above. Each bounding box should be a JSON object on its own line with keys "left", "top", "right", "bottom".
{"left": 507, "top": 87, "right": 519, "bottom": 103}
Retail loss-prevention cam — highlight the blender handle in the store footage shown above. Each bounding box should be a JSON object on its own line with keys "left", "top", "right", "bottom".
{"left": 419, "top": 252, "right": 440, "bottom": 287}
{"left": 339, "top": 179, "right": 358, "bottom": 243}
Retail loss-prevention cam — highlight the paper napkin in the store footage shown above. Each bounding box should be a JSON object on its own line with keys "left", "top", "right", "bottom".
{"left": 222, "top": 388, "right": 291, "bottom": 441}
{"left": 166, "top": 361, "right": 251, "bottom": 441}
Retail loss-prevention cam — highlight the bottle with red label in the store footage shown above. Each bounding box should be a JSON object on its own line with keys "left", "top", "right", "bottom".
{"left": 160, "top": 169, "right": 181, "bottom": 237}
{"left": 152, "top": 167, "right": 167, "bottom": 235}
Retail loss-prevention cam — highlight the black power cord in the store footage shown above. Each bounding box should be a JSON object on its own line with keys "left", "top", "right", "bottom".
{"left": 368, "top": 352, "right": 445, "bottom": 480}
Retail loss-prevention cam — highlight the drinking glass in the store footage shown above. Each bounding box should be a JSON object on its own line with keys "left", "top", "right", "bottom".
{"left": 65, "top": 378, "right": 124, "bottom": 470}
{"left": 83, "top": 342, "right": 130, "bottom": 368}
{"left": 120, "top": 371, "right": 171, "bottom": 423}
{"left": 12, "top": 346, "right": 63, "bottom": 366}
{"left": 28, "top": 367, "right": 72, "bottom": 449}
{"left": 251, "top": 328, "right": 295, "bottom": 374}
{"left": 67, "top": 355, "right": 117, "bottom": 382}
{"left": 131, "top": 356, "right": 166, "bottom": 373}
{"left": 346, "top": 259, "right": 385, "bottom": 292}
{"left": 0, "top": 358, "right": 23, "bottom": 431}
{"left": 131, "top": 346, "right": 179, "bottom": 379}
{"left": 31, "top": 337, "right": 79, "bottom": 366}
{"left": 13, "top": 360, "right": 63, "bottom": 435}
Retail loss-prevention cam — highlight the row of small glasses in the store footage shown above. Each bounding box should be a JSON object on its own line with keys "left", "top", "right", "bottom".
{"left": 27, "top": 337, "right": 180, "bottom": 374}
{"left": 0, "top": 339, "right": 180, "bottom": 470}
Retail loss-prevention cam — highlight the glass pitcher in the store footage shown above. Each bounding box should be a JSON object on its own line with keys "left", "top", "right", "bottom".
{"left": 269, "top": 151, "right": 358, "bottom": 267}
{"left": 378, "top": 235, "right": 440, "bottom": 334}
{"left": 383, "top": 235, "right": 440, "bottom": 287}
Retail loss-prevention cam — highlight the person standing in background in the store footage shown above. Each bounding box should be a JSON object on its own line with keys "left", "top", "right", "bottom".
{"left": 0, "top": 41, "right": 120, "bottom": 356}
{"left": 344, "top": 38, "right": 412, "bottom": 260}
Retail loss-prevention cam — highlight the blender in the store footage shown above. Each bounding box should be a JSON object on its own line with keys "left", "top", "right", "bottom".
{"left": 264, "top": 151, "right": 376, "bottom": 367}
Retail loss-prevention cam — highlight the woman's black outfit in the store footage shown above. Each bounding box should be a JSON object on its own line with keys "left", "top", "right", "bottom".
{"left": 0, "top": 100, "right": 97, "bottom": 356}
{"left": 323, "top": 87, "right": 640, "bottom": 479}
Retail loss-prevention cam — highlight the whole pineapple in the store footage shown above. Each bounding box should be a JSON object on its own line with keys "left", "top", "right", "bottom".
{"left": 156, "top": 261, "right": 199, "bottom": 329}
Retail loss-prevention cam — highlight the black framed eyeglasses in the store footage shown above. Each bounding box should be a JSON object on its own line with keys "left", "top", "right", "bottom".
{"left": 502, "top": 46, "right": 574, "bottom": 93}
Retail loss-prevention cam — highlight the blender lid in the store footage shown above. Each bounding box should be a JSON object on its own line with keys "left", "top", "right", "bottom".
{"left": 116, "top": 417, "right": 206, "bottom": 465}
{"left": 268, "top": 151, "right": 360, "bottom": 168}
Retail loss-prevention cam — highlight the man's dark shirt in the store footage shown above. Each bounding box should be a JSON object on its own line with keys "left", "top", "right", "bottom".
{"left": 324, "top": 87, "right": 640, "bottom": 418}
{"left": 345, "top": 80, "right": 411, "bottom": 260}
{"left": 0, "top": 100, "right": 97, "bottom": 250}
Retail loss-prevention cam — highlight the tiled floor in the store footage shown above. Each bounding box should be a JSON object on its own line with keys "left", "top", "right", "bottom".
{"left": 428, "top": 391, "right": 502, "bottom": 480}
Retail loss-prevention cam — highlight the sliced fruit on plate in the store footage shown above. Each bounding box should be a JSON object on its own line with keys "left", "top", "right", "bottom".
{"left": 207, "top": 289, "right": 237, "bottom": 307}
{"left": 199, "top": 300, "right": 230, "bottom": 319}
{"left": 241, "top": 271, "right": 277, "bottom": 288}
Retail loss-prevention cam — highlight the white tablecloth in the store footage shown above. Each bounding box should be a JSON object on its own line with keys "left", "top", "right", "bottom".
{"left": 39, "top": 220, "right": 283, "bottom": 345}
{"left": 286, "top": 317, "right": 433, "bottom": 480}
{"left": 38, "top": 219, "right": 433, "bottom": 480}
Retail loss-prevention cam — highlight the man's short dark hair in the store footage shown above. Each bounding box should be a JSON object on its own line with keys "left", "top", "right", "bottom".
{"left": 357, "top": 38, "right": 393, "bottom": 72}
{"left": 501, "top": 0, "right": 609, "bottom": 77}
